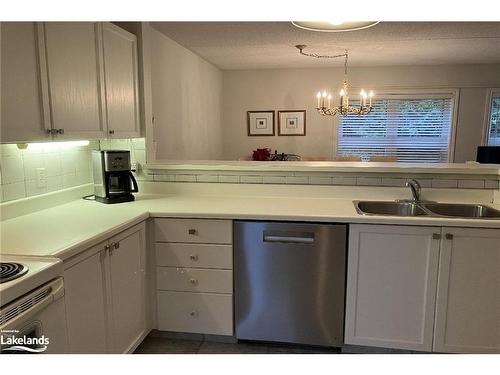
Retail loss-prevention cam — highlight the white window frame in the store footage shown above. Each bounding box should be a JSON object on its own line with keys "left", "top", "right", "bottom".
{"left": 482, "top": 88, "right": 500, "bottom": 146}
{"left": 332, "top": 88, "right": 460, "bottom": 162}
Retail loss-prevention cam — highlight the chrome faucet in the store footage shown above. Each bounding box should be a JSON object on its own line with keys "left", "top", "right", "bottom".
{"left": 406, "top": 179, "right": 421, "bottom": 202}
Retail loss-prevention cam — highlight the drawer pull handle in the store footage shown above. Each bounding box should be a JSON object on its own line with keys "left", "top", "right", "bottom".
{"left": 188, "top": 229, "right": 197, "bottom": 235}
{"left": 189, "top": 278, "right": 198, "bottom": 285}
{"left": 189, "top": 310, "right": 198, "bottom": 317}
{"left": 445, "top": 233, "right": 454, "bottom": 240}
{"left": 432, "top": 233, "right": 441, "bottom": 240}
{"left": 189, "top": 254, "right": 199, "bottom": 261}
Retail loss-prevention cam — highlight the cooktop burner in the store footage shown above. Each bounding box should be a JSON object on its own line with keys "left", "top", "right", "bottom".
{"left": 0, "top": 262, "right": 29, "bottom": 283}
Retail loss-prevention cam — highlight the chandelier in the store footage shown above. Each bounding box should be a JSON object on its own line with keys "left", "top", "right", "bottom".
{"left": 296, "top": 45, "right": 374, "bottom": 116}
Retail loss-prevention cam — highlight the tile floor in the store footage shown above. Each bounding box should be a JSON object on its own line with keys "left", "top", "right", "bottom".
{"left": 134, "top": 334, "right": 341, "bottom": 354}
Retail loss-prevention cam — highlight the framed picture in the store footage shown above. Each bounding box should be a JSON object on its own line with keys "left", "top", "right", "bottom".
{"left": 247, "top": 111, "right": 275, "bottom": 136}
{"left": 278, "top": 110, "right": 306, "bottom": 136}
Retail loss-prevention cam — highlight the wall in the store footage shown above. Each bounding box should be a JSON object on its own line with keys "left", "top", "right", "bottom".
{"left": 222, "top": 64, "right": 500, "bottom": 162}
{"left": 150, "top": 28, "right": 224, "bottom": 160}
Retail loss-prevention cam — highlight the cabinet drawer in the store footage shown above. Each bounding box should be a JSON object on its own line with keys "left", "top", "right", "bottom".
{"left": 157, "top": 291, "right": 233, "bottom": 335}
{"left": 155, "top": 219, "right": 232, "bottom": 244}
{"left": 156, "top": 267, "right": 233, "bottom": 294}
{"left": 155, "top": 243, "right": 232, "bottom": 269}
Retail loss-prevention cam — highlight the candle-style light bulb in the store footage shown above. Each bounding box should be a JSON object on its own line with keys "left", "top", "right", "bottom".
{"left": 369, "top": 90, "right": 374, "bottom": 107}
{"left": 360, "top": 89, "right": 366, "bottom": 107}
{"left": 327, "top": 94, "right": 332, "bottom": 109}
{"left": 316, "top": 92, "right": 322, "bottom": 108}
{"left": 321, "top": 91, "right": 327, "bottom": 108}
{"left": 339, "top": 89, "right": 345, "bottom": 107}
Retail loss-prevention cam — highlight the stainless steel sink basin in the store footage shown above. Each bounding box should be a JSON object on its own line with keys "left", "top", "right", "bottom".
{"left": 422, "top": 203, "right": 500, "bottom": 219}
{"left": 355, "top": 201, "right": 429, "bottom": 217}
{"left": 354, "top": 200, "right": 500, "bottom": 219}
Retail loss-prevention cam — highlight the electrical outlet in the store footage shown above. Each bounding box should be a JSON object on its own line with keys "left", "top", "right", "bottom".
{"left": 36, "top": 167, "right": 47, "bottom": 188}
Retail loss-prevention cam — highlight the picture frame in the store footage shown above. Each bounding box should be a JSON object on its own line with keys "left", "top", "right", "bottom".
{"left": 278, "top": 110, "right": 306, "bottom": 136}
{"left": 247, "top": 110, "right": 275, "bottom": 136}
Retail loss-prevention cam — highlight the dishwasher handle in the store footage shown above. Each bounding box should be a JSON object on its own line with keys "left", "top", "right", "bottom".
{"left": 263, "top": 231, "right": 315, "bottom": 244}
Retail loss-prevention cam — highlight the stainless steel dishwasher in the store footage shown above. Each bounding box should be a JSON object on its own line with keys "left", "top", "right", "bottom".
{"left": 234, "top": 221, "right": 347, "bottom": 347}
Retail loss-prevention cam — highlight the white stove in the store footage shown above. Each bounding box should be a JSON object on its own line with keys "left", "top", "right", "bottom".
{"left": 0, "top": 255, "right": 67, "bottom": 353}
{"left": 0, "top": 255, "right": 63, "bottom": 307}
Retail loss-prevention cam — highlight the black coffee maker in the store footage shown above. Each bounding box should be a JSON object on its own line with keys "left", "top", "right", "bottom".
{"left": 92, "top": 150, "right": 138, "bottom": 204}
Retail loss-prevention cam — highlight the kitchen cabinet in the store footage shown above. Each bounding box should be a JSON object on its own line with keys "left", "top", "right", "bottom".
{"left": 42, "top": 22, "right": 106, "bottom": 139}
{"left": 345, "top": 224, "right": 500, "bottom": 353}
{"left": 102, "top": 23, "right": 140, "bottom": 138}
{"left": 1, "top": 22, "right": 51, "bottom": 142}
{"left": 107, "top": 225, "right": 147, "bottom": 353}
{"left": 433, "top": 227, "right": 500, "bottom": 353}
{"left": 63, "top": 222, "right": 147, "bottom": 353}
{"left": 63, "top": 242, "right": 108, "bottom": 353}
{"left": 154, "top": 218, "right": 234, "bottom": 336}
{"left": 345, "top": 224, "right": 440, "bottom": 351}
{"left": 1, "top": 22, "right": 140, "bottom": 143}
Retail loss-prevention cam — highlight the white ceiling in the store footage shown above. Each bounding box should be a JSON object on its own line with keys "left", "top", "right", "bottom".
{"left": 150, "top": 22, "right": 500, "bottom": 70}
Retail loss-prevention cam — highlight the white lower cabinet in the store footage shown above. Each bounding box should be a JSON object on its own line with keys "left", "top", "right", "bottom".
{"left": 433, "top": 227, "right": 500, "bottom": 353}
{"left": 154, "top": 218, "right": 234, "bottom": 336}
{"left": 157, "top": 291, "right": 233, "bottom": 335}
{"left": 345, "top": 224, "right": 440, "bottom": 351}
{"left": 345, "top": 224, "right": 500, "bottom": 353}
{"left": 64, "top": 222, "right": 147, "bottom": 353}
{"left": 64, "top": 242, "right": 108, "bottom": 353}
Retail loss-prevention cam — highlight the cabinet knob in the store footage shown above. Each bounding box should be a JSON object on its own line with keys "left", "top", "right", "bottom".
{"left": 189, "top": 254, "right": 199, "bottom": 261}
{"left": 58, "top": 129, "right": 64, "bottom": 135}
{"left": 189, "top": 278, "right": 198, "bottom": 285}
{"left": 109, "top": 129, "right": 115, "bottom": 135}
{"left": 445, "top": 233, "right": 454, "bottom": 240}
{"left": 432, "top": 233, "right": 441, "bottom": 240}
{"left": 114, "top": 242, "right": 120, "bottom": 249}
{"left": 188, "top": 229, "right": 197, "bottom": 235}
{"left": 189, "top": 310, "right": 198, "bottom": 317}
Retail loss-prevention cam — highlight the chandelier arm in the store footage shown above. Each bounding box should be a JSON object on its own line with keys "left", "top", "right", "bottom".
{"left": 296, "top": 45, "right": 347, "bottom": 60}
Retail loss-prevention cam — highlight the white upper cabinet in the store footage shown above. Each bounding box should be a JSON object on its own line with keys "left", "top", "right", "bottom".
{"left": 1, "top": 22, "right": 51, "bottom": 142}
{"left": 345, "top": 224, "right": 440, "bottom": 352}
{"left": 433, "top": 227, "right": 500, "bottom": 353}
{"left": 102, "top": 23, "right": 140, "bottom": 138}
{"left": 42, "top": 22, "right": 106, "bottom": 139}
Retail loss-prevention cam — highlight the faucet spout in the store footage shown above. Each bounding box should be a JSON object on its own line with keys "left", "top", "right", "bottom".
{"left": 406, "top": 179, "right": 421, "bottom": 202}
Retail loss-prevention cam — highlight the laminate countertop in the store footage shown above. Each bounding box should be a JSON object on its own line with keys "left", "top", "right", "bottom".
{"left": 1, "top": 193, "right": 499, "bottom": 261}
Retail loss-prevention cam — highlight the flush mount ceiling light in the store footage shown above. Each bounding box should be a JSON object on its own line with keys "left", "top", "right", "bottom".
{"left": 292, "top": 21, "right": 380, "bottom": 33}
{"left": 296, "top": 45, "right": 374, "bottom": 116}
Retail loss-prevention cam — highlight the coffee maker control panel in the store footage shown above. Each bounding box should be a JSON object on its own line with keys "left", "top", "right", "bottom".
{"left": 103, "top": 151, "right": 132, "bottom": 172}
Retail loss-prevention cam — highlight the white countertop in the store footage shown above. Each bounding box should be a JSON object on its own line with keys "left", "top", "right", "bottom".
{"left": 1, "top": 193, "right": 499, "bottom": 261}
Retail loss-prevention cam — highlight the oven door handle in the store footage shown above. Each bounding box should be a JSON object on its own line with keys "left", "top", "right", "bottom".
{"left": 0, "top": 278, "right": 64, "bottom": 331}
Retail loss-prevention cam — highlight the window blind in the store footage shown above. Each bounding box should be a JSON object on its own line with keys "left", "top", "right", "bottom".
{"left": 486, "top": 95, "right": 500, "bottom": 146}
{"left": 337, "top": 96, "right": 454, "bottom": 163}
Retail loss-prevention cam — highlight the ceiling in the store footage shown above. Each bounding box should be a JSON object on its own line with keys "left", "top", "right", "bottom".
{"left": 150, "top": 22, "right": 500, "bottom": 70}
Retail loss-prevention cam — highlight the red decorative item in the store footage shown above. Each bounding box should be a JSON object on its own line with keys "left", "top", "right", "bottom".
{"left": 252, "top": 148, "right": 271, "bottom": 161}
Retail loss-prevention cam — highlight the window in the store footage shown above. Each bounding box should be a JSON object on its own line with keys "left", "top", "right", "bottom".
{"left": 485, "top": 92, "right": 500, "bottom": 146}
{"left": 337, "top": 94, "right": 455, "bottom": 163}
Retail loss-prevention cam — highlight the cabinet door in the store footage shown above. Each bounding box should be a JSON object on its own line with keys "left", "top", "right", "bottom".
{"left": 434, "top": 227, "right": 500, "bottom": 353}
{"left": 64, "top": 244, "right": 108, "bottom": 353}
{"left": 43, "top": 22, "right": 106, "bottom": 139}
{"left": 102, "top": 23, "right": 140, "bottom": 138}
{"left": 108, "top": 225, "right": 146, "bottom": 353}
{"left": 345, "top": 224, "right": 440, "bottom": 351}
{"left": 1, "top": 22, "right": 51, "bottom": 142}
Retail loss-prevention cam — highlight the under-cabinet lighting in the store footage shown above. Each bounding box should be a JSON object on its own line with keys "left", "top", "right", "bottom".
{"left": 17, "top": 140, "right": 90, "bottom": 150}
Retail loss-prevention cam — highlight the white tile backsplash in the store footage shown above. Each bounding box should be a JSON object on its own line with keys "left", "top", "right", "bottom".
{"left": 0, "top": 143, "right": 95, "bottom": 203}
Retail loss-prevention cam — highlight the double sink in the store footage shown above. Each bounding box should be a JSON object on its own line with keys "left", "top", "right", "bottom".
{"left": 354, "top": 201, "right": 500, "bottom": 219}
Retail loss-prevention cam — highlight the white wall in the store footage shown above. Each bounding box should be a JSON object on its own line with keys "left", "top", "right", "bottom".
{"left": 151, "top": 28, "right": 224, "bottom": 160}
{"left": 222, "top": 64, "right": 500, "bottom": 162}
